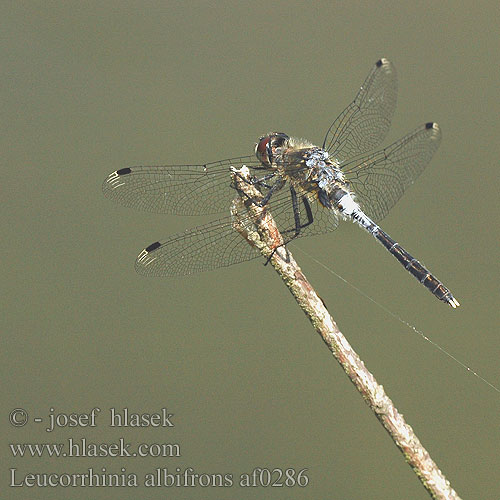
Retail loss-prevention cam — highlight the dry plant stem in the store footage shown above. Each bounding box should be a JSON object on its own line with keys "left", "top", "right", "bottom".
{"left": 231, "top": 167, "right": 461, "bottom": 500}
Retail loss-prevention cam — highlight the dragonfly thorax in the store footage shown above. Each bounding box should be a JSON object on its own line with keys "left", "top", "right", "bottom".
{"left": 303, "top": 148, "right": 345, "bottom": 186}
{"left": 281, "top": 143, "right": 348, "bottom": 210}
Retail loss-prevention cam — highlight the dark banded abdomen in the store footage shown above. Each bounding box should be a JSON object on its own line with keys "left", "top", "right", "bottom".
{"left": 373, "top": 228, "right": 460, "bottom": 308}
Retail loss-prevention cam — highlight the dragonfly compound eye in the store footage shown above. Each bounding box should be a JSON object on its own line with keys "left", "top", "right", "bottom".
{"left": 255, "top": 135, "right": 272, "bottom": 166}
{"left": 255, "top": 132, "right": 290, "bottom": 166}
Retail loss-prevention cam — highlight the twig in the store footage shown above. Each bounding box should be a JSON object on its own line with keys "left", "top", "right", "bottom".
{"left": 230, "top": 166, "right": 462, "bottom": 500}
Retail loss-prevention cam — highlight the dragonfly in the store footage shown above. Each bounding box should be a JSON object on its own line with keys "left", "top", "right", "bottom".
{"left": 103, "top": 58, "right": 459, "bottom": 308}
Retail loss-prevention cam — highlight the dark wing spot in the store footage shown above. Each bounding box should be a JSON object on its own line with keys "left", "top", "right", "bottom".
{"left": 116, "top": 167, "right": 132, "bottom": 176}
{"left": 145, "top": 241, "right": 162, "bottom": 253}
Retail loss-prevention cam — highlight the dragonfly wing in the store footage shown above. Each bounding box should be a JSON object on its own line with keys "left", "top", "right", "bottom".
{"left": 323, "top": 58, "right": 397, "bottom": 164}
{"left": 134, "top": 180, "right": 340, "bottom": 277}
{"left": 102, "top": 155, "right": 263, "bottom": 215}
{"left": 343, "top": 122, "right": 442, "bottom": 222}
{"left": 135, "top": 214, "right": 264, "bottom": 277}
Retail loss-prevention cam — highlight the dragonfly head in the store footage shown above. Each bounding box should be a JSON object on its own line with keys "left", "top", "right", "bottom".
{"left": 255, "top": 132, "right": 289, "bottom": 167}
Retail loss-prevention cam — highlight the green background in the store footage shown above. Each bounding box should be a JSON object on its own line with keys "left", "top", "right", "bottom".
{"left": 2, "top": 1, "right": 499, "bottom": 498}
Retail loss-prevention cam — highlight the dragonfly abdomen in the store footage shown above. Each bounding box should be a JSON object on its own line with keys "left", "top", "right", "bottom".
{"left": 332, "top": 191, "right": 459, "bottom": 307}
{"left": 372, "top": 227, "right": 460, "bottom": 308}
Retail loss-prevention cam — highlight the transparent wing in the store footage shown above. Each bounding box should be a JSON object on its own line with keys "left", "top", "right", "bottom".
{"left": 135, "top": 216, "right": 262, "bottom": 276}
{"left": 102, "top": 155, "right": 264, "bottom": 215}
{"left": 134, "top": 182, "right": 339, "bottom": 277}
{"left": 132, "top": 120, "right": 441, "bottom": 277}
{"left": 343, "top": 122, "right": 442, "bottom": 222}
{"left": 322, "top": 58, "right": 397, "bottom": 164}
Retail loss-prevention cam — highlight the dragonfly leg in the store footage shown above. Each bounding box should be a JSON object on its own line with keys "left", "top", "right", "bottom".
{"left": 264, "top": 189, "right": 315, "bottom": 266}
{"left": 232, "top": 170, "right": 284, "bottom": 207}
{"left": 255, "top": 177, "right": 286, "bottom": 207}
{"left": 251, "top": 172, "right": 276, "bottom": 189}
{"left": 300, "top": 195, "right": 314, "bottom": 229}
{"left": 263, "top": 244, "right": 291, "bottom": 266}
{"left": 284, "top": 188, "right": 314, "bottom": 237}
